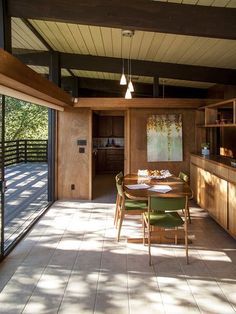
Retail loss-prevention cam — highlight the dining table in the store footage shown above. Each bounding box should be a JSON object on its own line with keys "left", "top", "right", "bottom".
{"left": 123, "top": 173, "right": 193, "bottom": 244}
{"left": 124, "top": 173, "right": 193, "bottom": 200}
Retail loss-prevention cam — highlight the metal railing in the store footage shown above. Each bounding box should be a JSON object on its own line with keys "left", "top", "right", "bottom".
{"left": 0, "top": 140, "right": 48, "bottom": 167}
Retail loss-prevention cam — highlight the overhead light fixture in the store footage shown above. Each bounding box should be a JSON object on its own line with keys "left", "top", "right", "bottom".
{"left": 125, "top": 87, "right": 132, "bottom": 99}
{"left": 120, "top": 29, "right": 135, "bottom": 99}
{"left": 120, "top": 59, "right": 127, "bottom": 85}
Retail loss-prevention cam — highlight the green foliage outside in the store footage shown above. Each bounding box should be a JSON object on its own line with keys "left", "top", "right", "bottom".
{"left": 5, "top": 97, "right": 48, "bottom": 141}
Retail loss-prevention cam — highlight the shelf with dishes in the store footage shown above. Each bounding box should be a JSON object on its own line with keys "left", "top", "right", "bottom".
{"left": 198, "top": 98, "right": 236, "bottom": 128}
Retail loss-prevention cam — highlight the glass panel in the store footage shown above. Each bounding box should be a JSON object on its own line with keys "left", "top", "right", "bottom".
{"left": 0, "top": 94, "right": 4, "bottom": 257}
{"left": 4, "top": 96, "right": 49, "bottom": 249}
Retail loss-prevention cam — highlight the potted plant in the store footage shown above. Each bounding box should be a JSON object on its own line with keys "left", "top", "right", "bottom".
{"left": 201, "top": 143, "right": 210, "bottom": 156}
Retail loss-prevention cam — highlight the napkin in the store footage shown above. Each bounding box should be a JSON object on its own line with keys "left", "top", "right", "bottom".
{"left": 148, "top": 185, "right": 172, "bottom": 193}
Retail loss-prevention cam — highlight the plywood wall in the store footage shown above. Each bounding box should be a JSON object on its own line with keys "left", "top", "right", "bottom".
{"left": 128, "top": 108, "right": 197, "bottom": 176}
{"left": 57, "top": 108, "right": 92, "bottom": 199}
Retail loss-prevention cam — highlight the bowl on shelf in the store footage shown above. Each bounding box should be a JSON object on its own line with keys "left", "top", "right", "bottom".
{"left": 231, "top": 160, "right": 236, "bottom": 168}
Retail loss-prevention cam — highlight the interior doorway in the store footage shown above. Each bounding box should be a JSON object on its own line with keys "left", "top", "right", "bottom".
{"left": 92, "top": 110, "right": 125, "bottom": 201}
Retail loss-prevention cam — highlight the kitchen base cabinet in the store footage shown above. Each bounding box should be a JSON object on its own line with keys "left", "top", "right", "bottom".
{"left": 97, "top": 149, "right": 124, "bottom": 174}
{"left": 229, "top": 183, "right": 236, "bottom": 238}
{"left": 190, "top": 154, "right": 232, "bottom": 236}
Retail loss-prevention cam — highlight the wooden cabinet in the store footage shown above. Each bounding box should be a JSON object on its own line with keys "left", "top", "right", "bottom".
{"left": 190, "top": 155, "right": 232, "bottom": 234}
{"left": 98, "top": 116, "right": 113, "bottom": 137}
{"left": 97, "top": 116, "right": 124, "bottom": 137}
{"left": 112, "top": 116, "right": 124, "bottom": 137}
{"left": 97, "top": 149, "right": 124, "bottom": 174}
{"left": 228, "top": 183, "right": 236, "bottom": 238}
{"left": 106, "top": 149, "right": 124, "bottom": 172}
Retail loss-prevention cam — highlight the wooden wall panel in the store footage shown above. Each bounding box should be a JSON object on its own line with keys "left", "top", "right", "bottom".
{"left": 129, "top": 108, "right": 197, "bottom": 176}
{"left": 57, "top": 108, "right": 92, "bottom": 200}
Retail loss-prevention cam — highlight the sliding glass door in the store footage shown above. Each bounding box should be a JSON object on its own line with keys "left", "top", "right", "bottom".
{"left": 0, "top": 94, "right": 52, "bottom": 255}
{"left": 0, "top": 95, "right": 5, "bottom": 259}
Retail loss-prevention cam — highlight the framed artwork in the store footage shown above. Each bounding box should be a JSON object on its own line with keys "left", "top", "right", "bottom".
{"left": 147, "top": 114, "right": 183, "bottom": 162}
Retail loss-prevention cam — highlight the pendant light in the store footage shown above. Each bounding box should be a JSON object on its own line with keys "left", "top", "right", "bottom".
{"left": 128, "top": 56, "right": 134, "bottom": 92}
{"left": 120, "top": 59, "right": 127, "bottom": 85}
{"left": 125, "top": 87, "right": 132, "bottom": 99}
{"left": 120, "top": 33, "right": 127, "bottom": 85}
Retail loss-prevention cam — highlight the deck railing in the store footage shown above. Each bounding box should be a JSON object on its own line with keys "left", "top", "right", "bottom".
{"left": 0, "top": 140, "right": 48, "bottom": 167}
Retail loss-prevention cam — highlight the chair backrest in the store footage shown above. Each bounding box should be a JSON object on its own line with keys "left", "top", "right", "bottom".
{"left": 115, "top": 172, "right": 124, "bottom": 197}
{"left": 178, "top": 171, "right": 189, "bottom": 183}
{"left": 149, "top": 195, "right": 187, "bottom": 212}
{"left": 115, "top": 171, "right": 123, "bottom": 184}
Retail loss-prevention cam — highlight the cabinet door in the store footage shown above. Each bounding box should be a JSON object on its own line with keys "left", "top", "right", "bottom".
{"left": 229, "top": 183, "right": 236, "bottom": 238}
{"left": 97, "top": 150, "right": 106, "bottom": 173}
{"left": 200, "top": 168, "right": 227, "bottom": 228}
{"left": 112, "top": 116, "right": 124, "bottom": 137}
{"left": 214, "top": 175, "right": 227, "bottom": 228}
{"left": 190, "top": 163, "right": 199, "bottom": 203}
{"left": 98, "top": 116, "right": 112, "bottom": 137}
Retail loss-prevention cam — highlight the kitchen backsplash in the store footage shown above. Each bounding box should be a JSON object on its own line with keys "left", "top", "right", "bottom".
{"left": 93, "top": 137, "right": 124, "bottom": 148}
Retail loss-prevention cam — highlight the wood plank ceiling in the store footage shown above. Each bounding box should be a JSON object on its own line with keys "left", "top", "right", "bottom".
{"left": 9, "top": 0, "right": 236, "bottom": 92}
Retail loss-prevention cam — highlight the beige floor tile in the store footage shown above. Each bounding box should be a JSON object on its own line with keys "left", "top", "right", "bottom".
{"left": 0, "top": 179, "right": 236, "bottom": 314}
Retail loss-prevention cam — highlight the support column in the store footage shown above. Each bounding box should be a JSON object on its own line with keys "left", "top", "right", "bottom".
{"left": 153, "top": 76, "right": 160, "bottom": 98}
{"left": 0, "top": 0, "right": 11, "bottom": 52}
{"left": 48, "top": 52, "right": 61, "bottom": 202}
{"left": 72, "top": 77, "right": 80, "bottom": 98}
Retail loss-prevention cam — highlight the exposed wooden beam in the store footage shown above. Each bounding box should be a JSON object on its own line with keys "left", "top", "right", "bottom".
{"left": 21, "top": 18, "right": 52, "bottom": 51}
{"left": 14, "top": 49, "right": 236, "bottom": 85}
{"left": 74, "top": 98, "right": 209, "bottom": 110}
{"left": 61, "top": 77, "right": 207, "bottom": 99}
{"left": 7, "top": 0, "right": 236, "bottom": 40}
{"left": 0, "top": 48, "right": 73, "bottom": 109}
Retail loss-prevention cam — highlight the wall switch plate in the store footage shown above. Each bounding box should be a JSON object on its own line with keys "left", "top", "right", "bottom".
{"left": 71, "top": 184, "right": 75, "bottom": 190}
{"left": 77, "top": 139, "right": 87, "bottom": 146}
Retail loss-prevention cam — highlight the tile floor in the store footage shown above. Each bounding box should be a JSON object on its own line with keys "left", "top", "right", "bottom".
{"left": 0, "top": 175, "right": 236, "bottom": 313}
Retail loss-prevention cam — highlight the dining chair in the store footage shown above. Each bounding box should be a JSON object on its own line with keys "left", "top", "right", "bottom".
{"left": 114, "top": 171, "right": 124, "bottom": 226}
{"left": 143, "top": 195, "right": 189, "bottom": 266}
{"left": 178, "top": 171, "right": 193, "bottom": 223}
{"left": 115, "top": 174, "right": 147, "bottom": 241}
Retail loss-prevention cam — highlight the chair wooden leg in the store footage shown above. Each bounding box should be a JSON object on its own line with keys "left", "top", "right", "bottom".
{"left": 117, "top": 212, "right": 125, "bottom": 242}
{"left": 148, "top": 225, "right": 151, "bottom": 266}
{"left": 187, "top": 204, "right": 191, "bottom": 224}
{"left": 185, "top": 222, "right": 189, "bottom": 264}
{"left": 114, "top": 194, "right": 119, "bottom": 226}
{"left": 142, "top": 215, "right": 146, "bottom": 245}
{"left": 175, "top": 227, "right": 178, "bottom": 245}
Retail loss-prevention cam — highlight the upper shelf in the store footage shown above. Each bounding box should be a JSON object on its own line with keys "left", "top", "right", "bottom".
{"left": 199, "top": 98, "right": 236, "bottom": 128}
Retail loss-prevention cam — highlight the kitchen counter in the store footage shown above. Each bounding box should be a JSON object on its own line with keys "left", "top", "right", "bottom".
{"left": 191, "top": 153, "right": 236, "bottom": 171}
{"left": 98, "top": 147, "right": 124, "bottom": 149}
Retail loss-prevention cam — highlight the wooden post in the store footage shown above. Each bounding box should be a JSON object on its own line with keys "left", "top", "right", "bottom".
{"left": 48, "top": 51, "right": 61, "bottom": 202}
{"left": 153, "top": 76, "right": 160, "bottom": 98}
{"left": 0, "top": 0, "right": 11, "bottom": 52}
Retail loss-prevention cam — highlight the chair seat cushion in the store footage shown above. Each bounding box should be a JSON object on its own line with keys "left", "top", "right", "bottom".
{"left": 144, "top": 211, "right": 184, "bottom": 228}
{"left": 125, "top": 199, "right": 147, "bottom": 210}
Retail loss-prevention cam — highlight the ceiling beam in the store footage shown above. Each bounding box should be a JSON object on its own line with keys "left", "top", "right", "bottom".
{"left": 61, "top": 76, "right": 207, "bottom": 98}
{"left": 14, "top": 49, "right": 236, "bottom": 85}
{"left": 7, "top": 0, "right": 236, "bottom": 40}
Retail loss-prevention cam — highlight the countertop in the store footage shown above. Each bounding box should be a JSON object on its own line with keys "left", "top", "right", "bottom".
{"left": 191, "top": 153, "right": 236, "bottom": 171}
{"left": 95, "top": 147, "right": 124, "bottom": 150}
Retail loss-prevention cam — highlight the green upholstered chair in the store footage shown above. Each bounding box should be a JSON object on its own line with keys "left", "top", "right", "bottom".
{"left": 115, "top": 173, "right": 147, "bottom": 241}
{"left": 143, "top": 195, "right": 189, "bottom": 266}
{"left": 178, "top": 171, "right": 193, "bottom": 223}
